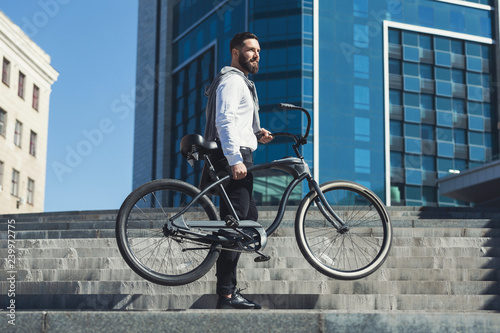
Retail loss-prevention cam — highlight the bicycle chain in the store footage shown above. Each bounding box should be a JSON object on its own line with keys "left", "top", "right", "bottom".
{"left": 170, "top": 232, "right": 259, "bottom": 254}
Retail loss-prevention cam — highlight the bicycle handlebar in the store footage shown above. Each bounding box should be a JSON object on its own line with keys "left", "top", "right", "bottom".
{"left": 256, "top": 103, "right": 311, "bottom": 152}
{"left": 277, "top": 103, "right": 311, "bottom": 143}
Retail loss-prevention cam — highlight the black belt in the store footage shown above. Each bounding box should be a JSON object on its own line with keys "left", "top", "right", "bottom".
{"left": 214, "top": 140, "right": 252, "bottom": 153}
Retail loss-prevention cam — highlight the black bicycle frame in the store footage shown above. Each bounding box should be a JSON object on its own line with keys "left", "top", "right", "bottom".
{"left": 169, "top": 156, "right": 308, "bottom": 227}
{"left": 172, "top": 103, "right": 347, "bottom": 233}
{"left": 169, "top": 155, "right": 346, "bottom": 235}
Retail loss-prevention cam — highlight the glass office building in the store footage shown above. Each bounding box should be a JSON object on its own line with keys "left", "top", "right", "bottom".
{"left": 133, "top": 0, "right": 499, "bottom": 207}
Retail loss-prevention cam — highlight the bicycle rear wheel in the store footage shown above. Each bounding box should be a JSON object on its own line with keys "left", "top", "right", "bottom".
{"left": 116, "top": 179, "right": 220, "bottom": 286}
{"left": 295, "top": 180, "right": 392, "bottom": 280}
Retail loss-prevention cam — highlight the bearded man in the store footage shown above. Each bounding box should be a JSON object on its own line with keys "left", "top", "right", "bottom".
{"left": 203, "top": 32, "right": 273, "bottom": 309}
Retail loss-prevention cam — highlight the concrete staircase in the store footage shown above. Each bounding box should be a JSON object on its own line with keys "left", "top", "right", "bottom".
{"left": 1, "top": 206, "right": 500, "bottom": 315}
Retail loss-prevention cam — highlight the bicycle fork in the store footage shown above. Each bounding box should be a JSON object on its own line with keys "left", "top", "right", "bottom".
{"left": 307, "top": 178, "right": 349, "bottom": 234}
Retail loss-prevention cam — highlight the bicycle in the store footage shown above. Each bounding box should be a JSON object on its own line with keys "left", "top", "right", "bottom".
{"left": 115, "top": 103, "right": 393, "bottom": 286}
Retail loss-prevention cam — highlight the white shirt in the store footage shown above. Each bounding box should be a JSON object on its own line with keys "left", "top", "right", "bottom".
{"left": 215, "top": 70, "right": 258, "bottom": 166}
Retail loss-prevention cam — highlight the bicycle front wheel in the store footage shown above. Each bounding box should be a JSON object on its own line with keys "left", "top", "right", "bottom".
{"left": 295, "top": 180, "right": 392, "bottom": 280}
{"left": 116, "top": 179, "right": 220, "bottom": 286}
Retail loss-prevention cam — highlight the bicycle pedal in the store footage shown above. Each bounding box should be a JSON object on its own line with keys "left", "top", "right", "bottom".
{"left": 254, "top": 254, "right": 270, "bottom": 262}
{"left": 224, "top": 215, "right": 239, "bottom": 228}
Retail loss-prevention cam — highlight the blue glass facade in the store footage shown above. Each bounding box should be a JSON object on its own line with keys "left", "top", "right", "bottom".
{"left": 169, "top": 0, "right": 247, "bottom": 187}
{"left": 167, "top": 0, "right": 313, "bottom": 205}
{"left": 387, "top": 28, "right": 495, "bottom": 205}
{"left": 249, "top": 0, "right": 314, "bottom": 203}
{"left": 133, "top": 0, "right": 499, "bottom": 207}
{"left": 317, "top": 0, "right": 497, "bottom": 206}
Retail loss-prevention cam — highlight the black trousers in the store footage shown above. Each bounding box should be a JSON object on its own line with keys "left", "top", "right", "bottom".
{"left": 210, "top": 148, "right": 258, "bottom": 296}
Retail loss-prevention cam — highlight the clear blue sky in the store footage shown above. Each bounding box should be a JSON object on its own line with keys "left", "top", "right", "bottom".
{"left": 1, "top": 1, "right": 138, "bottom": 212}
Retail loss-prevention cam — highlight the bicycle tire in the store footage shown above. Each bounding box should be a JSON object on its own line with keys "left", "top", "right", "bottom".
{"left": 116, "top": 179, "right": 220, "bottom": 286}
{"left": 295, "top": 180, "right": 392, "bottom": 280}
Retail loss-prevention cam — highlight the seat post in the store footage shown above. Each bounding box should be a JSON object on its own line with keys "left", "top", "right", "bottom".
{"left": 204, "top": 155, "right": 218, "bottom": 181}
{"left": 204, "top": 155, "right": 240, "bottom": 221}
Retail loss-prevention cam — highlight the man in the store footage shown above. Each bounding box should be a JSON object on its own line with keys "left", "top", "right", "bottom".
{"left": 203, "top": 32, "right": 273, "bottom": 309}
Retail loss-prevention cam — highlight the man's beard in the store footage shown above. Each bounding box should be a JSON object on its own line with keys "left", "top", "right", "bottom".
{"left": 239, "top": 52, "right": 259, "bottom": 74}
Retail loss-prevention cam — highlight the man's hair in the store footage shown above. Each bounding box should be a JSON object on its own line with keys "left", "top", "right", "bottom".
{"left": 229, "top": 32, "right": 258, "bottom": 54}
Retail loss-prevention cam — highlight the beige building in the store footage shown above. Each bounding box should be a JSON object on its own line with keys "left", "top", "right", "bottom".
{"left": 0, "top": 11, "right": 58, "bottom": 214}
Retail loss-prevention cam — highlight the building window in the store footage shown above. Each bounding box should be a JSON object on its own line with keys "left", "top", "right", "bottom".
{"left": 2, "top": 57, "right": 10, "bottom": 86}
{"left": 11, "top": 169, "right": 19, "bottom": 197}
{"left": 30, "top": 131, "right": 37, "bottom": 156}
{"left": 0, "top": 109, "right": 6, "bottom": 137}
{"left": 27, "top": 178, "right": 35, "bottom": 205}
{"left": 14, "top": 120, "right": 23, "bottom": 147}
{"left": 171, "top": 47, "right": 214, "bottom": 185}
{"left": 32, "top": 84, "right": 40, "bottom": 110}
{"left": 388, "top": 26, "right": 494, "bottom": 206}
{"left": 18, "top": 72, "right": 25, "bottom": 99}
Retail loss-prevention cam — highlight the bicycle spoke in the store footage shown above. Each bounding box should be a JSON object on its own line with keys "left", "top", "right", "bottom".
{"left": 297, "top": 181, "right": 391, "bottom": 279}
{"left": 116, "top": 180, "right": 219, "bottom": 285}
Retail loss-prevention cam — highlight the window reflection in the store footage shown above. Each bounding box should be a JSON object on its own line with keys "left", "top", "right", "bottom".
{"left": 388, "top": 27, "right": 494, "bottom": 206}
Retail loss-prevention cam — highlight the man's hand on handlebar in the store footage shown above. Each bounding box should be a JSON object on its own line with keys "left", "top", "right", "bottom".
{"left": 258, "top": 128, "right": 274, "bottom": 144}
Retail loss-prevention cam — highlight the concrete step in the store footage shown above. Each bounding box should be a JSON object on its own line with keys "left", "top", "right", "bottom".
{"left": 1, "top": 271, "right": 499, "bottom": 294}
{"left": 2, "top": 239, "right": 500, "bottom": 259}
{"left": 6, "top": 212, "right": 500, "bottom": 226}
{"left": 1, "top": 264, "right": 499, "bottom": 283}
{"left": 1, "top": 209, "right": 118, "bottom": 221}
{"left": 7, "top": 210, "right": 500, "bottom": 223}
{"left": 3, "top": 206, "right": 500, "bottom": 221}
{"left": 3, "top": 231, "right": 500, "bottom": 247}
{"left": 11, "top": 221, "right": 118, "bottom": 231}
{"left": 4, "top": 217, "right": 500, "bottom": 240}
{"left": 4, "top": 255, "right": 500, "bottom": 271}
{"left": 2, "top": 249, "right": 500, "bottom": 269}
{"left": 3, "top": 206, "right": 499, "bottom": 224}
{"left": 6, "top": 215, "right": 500, "bottom": 234}
{"left": 2, "top": 293, "right": 500, "bottom": 311}
{"left": 3, "top": 226, "right": 500, "bottom": 248}
{"left": 4, "top": 311, "right": 500, "bottom": 333}
{"left": 1, "top": 207, "right": 499, "bottom": 313}
{"left": 7, "top": 222, "right": 500, "bottom": 241}
{"left": 1, "top": 229, "right": 116, "bottom": 240}
{"left": 4, "top": 225, "right": 500, "bottom": 240}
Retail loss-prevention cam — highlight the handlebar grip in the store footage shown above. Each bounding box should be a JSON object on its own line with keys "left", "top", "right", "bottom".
{"left": 279, "top": 103, "right": 299, "bottom": 110}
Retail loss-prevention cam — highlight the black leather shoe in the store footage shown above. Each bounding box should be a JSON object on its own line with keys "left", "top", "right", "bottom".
{"left": 216, "top": 290, "right": 262, "bottom": 309}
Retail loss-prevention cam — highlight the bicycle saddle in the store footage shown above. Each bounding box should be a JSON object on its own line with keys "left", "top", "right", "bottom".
{"left": 180, "top": 133, "right": 219, "bottom": 159}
